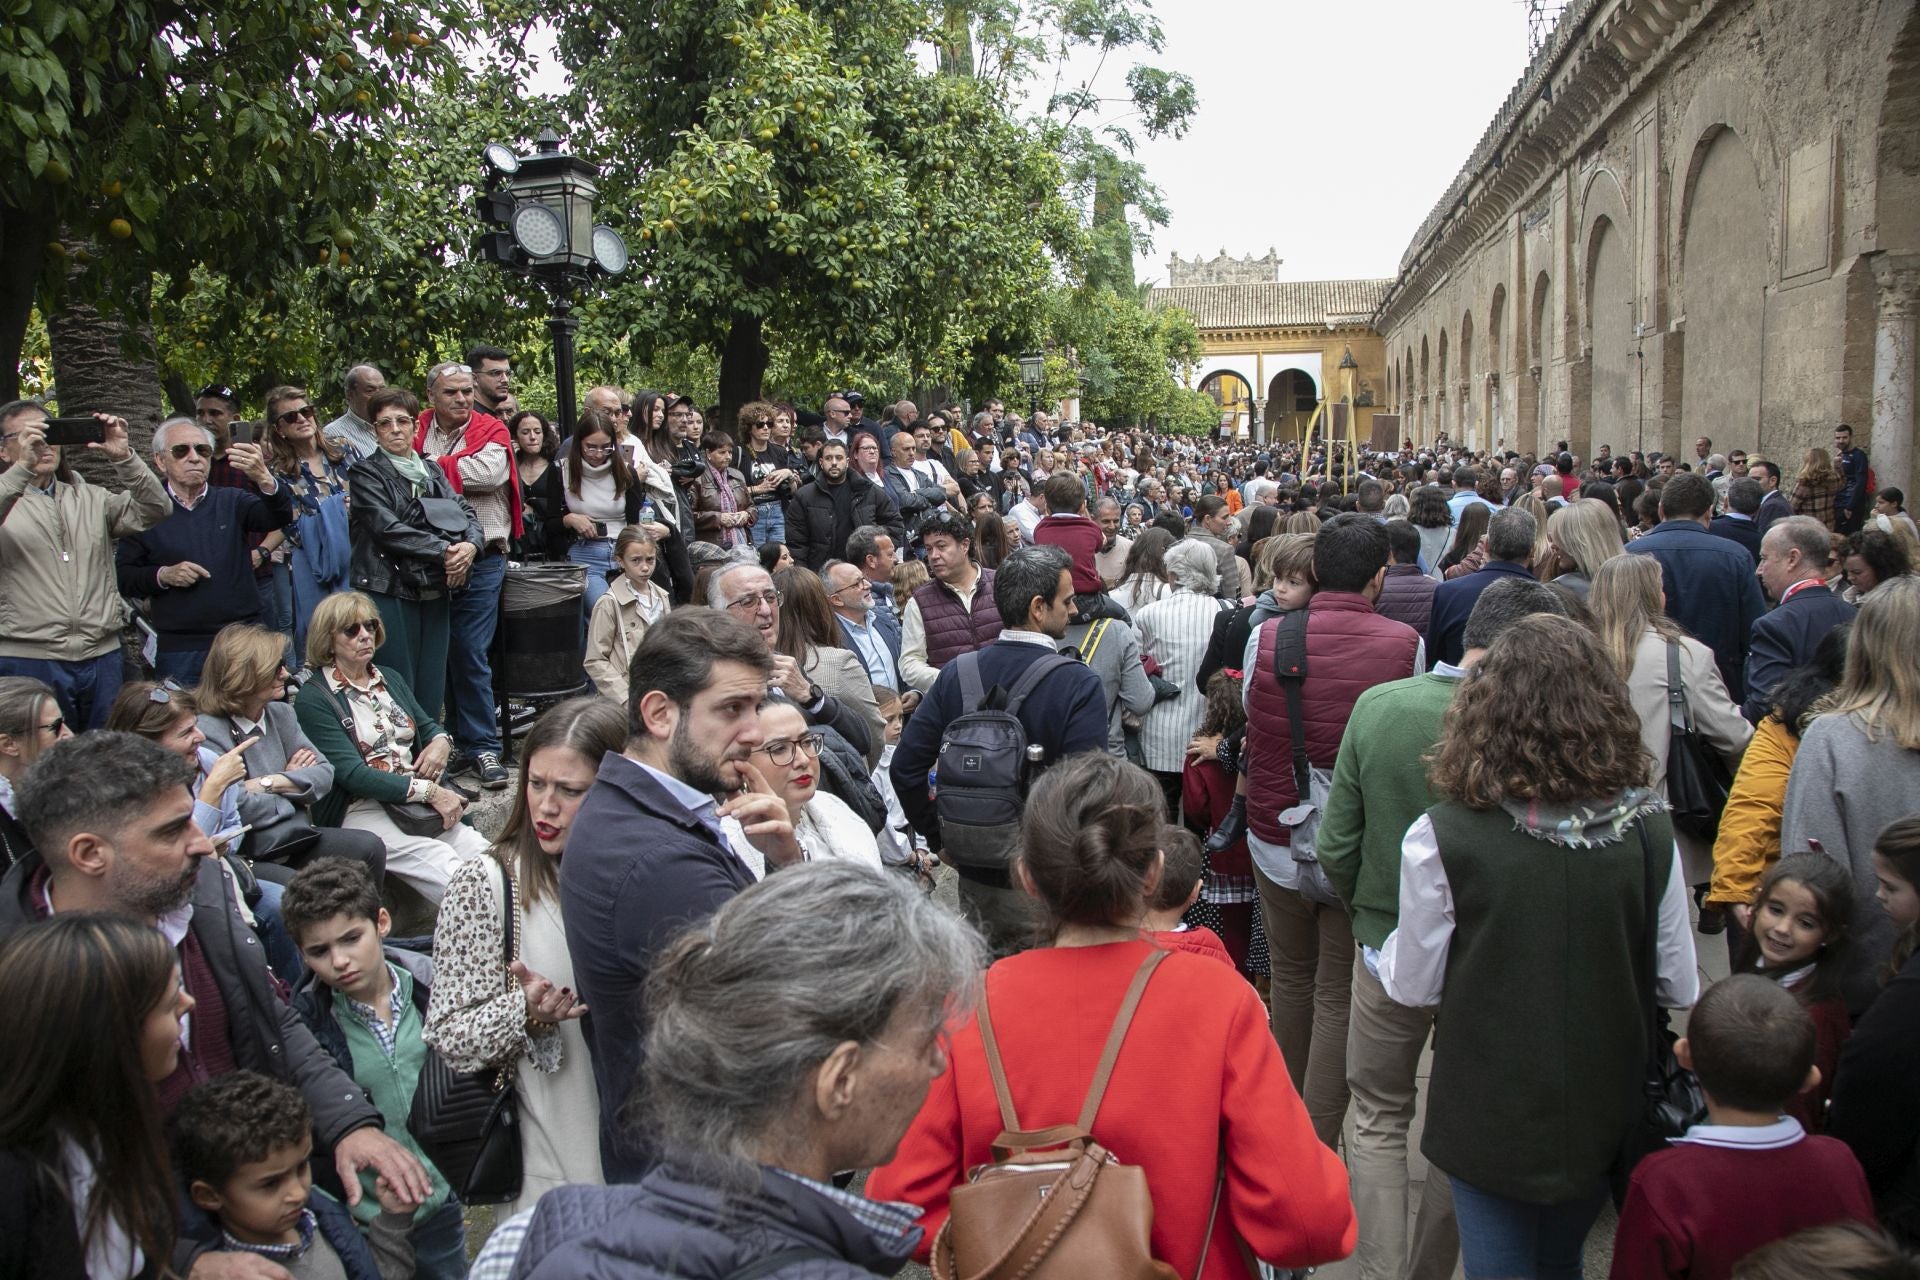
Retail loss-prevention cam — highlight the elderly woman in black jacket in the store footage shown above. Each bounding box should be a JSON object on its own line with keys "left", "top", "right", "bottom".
{"left": 346, "top": 387, "right": 483, "bottom": 726}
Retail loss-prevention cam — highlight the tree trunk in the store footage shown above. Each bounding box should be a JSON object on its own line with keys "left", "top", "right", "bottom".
{"left": 0, "top": 195, "right": 57, "bottom": 404}
{"left": 48, "top": 256, "right": 165, "bottom": 485}
{"left": 716, "top": 311, "right": 769, "bottom": 433}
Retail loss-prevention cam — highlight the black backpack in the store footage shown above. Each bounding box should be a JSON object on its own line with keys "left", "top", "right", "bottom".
{"left": 934, "top": 650, "right": 1074, "bottom": 870}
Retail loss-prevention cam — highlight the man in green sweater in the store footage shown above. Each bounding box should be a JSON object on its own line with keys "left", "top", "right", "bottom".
{"left": 1318, "top": 577, "right": 1569, "bottom": 1280}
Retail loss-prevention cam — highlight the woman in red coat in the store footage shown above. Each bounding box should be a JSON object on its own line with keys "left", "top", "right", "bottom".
{"left": 866, "top": 752, "right": 1356, "bottom": 1278}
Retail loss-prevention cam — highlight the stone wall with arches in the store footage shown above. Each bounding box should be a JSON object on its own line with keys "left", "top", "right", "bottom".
{"left": 1373, "top": 0, "right": 1920, "bottom": 495}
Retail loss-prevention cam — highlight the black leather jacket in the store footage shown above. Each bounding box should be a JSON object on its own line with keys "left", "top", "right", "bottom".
{"left": 347, "top": 450, "right": 483, "bottom": 600}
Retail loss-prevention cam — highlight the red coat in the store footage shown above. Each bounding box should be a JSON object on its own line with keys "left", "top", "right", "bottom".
{"left": 867, "top": 939, "right": 1355, "bottom": 1276}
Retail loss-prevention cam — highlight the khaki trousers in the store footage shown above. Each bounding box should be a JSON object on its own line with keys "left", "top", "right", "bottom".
{"left": 1256, "top": 866, "right": 1353, "bottom": 1149}
{"left": 1346, "top": 951, "right": 1460, "bottom": 1280}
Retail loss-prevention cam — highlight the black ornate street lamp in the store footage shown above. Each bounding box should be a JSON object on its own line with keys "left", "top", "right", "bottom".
{"left": 475, "top": 131, "right": 628, "bottom": 439}
{"left": 1018, "top": 350, "right": 1046, "bottom": 421}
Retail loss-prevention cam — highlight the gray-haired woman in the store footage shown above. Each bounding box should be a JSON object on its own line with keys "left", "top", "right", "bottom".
{"left": 478, "top": 862, "right": 985, "bottom": 1280}
{"left": 1135, "top": 538, "right": 1226, "bottom": 810}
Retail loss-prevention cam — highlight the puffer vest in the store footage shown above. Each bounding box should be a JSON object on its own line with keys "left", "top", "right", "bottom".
{"left": 1245, "top": 593, "right": 1420, "bottom": 844}
{"left": 914, "top": 569, "right": 1003, "bottom": 670}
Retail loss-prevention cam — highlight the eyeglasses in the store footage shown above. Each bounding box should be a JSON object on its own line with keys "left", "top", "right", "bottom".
{"left": 580, "top": 443, "right": 614, "bottom": 456}
{"left": 756, "top": 733, "right": 826, "bottom": 766}
{"left": 147, "top": 680, "right": 185, "bottom": 705}
{"left": 724, "top": 589, "right": 782, "bottom": 612}
{"left": 168, "top": 443, "right": 214, "bottom": 459}
{"left": 38, "top": 717, "right": 65, "bottom": 736}
{"left": 827, "top": 577, "right": 870, "bottom": 599}
{"left": 612, "top": 404, "right": 632, "bottom": 415}
{"left": 339, "top": 620, "right": 380, "bottom": 639}
{"left": 428, "top": 363, "right": 473, "bottom": 389}
{"left": 275, "top": 405, "right": 316, "bottom": 425}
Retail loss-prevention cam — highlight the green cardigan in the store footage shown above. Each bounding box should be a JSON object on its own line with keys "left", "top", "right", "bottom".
{"left": 1317, "top": 672, "right": 1462, "bottom": 949}
{"left": 294, "top": 666, "right": 449, "bottom": 829}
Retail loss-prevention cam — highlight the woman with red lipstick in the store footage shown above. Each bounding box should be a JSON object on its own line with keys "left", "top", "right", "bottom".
{"left": 423, "top": 697, "right": 626, "bottom": 1213}
{"left": 734, "top": 700, "right": 882, "bottom": 871}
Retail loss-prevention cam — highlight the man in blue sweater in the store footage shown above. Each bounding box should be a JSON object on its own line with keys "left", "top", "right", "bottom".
{"left": 116, "top": 417, "right": 292, "bottom": 685}
{"left": 891, "top": 544, "right": 1106, "bottom": 954}
{"left": 1625, "top": 472, "right": 1767, "bottom": 705}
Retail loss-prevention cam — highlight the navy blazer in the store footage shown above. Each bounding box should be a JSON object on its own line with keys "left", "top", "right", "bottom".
{"left": 1626, "top": 520, "right": 1768, "bottom": 705}
{"left": 1425, "top": 560, "right": 1536, "bottom": 669}
{"left": 1754, "top": 490, "right": 1793, "bottom": 537}
{"left": 1743, "top": 583, "right": 1856, "bottom": 722}
{"left": 561, "top": 752, "right": 756, "bottom": 1183}
{"left": 836, "top": 607, "right": 901, "bottom": 680}
{"left": 1706, "top": 514, "right": 1763, "bottom": 565}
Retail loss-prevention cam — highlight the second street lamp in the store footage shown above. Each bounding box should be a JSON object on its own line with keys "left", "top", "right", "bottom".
{"left": 1018, "top": 350, "right": 1045, "bottom": 421}
{"left": 474, "top": 131, "right": 628, "bottom": 439}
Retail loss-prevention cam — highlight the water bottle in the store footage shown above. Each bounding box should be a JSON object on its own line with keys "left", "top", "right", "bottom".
{"left": 1023, "top": 743, "right": 1046, "bottom": 789}
{"left": 926, "top": 765, "right": 937, "bottom": 799}
{"left": 638, "top": 495, "right": 655, "bottom": 525}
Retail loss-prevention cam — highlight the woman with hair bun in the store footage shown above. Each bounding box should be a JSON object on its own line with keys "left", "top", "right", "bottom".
{"left": 869, "top": 751, "right": 1355, "bottom": 1278}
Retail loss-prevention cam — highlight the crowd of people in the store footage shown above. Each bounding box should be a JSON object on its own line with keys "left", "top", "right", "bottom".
{"left": 2, "top": 353, "right": 1920, "bottom": 1280}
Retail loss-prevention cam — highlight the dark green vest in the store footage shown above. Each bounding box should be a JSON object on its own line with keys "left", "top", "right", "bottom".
{"left": 1419, "top": 801, "right": 1673, "bottom": 1204}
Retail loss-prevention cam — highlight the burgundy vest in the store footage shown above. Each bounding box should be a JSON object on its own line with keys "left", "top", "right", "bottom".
{"left": 1245, "top": 593, "right": 1420, "bottom": 844}
{"left": 914, "top": 569, "right": 1004, "bottom": 670}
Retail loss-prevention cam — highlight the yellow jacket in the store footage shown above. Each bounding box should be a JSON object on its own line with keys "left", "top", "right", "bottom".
{"left": 1707, "top": 713, "right": 1799, "bottom": 906}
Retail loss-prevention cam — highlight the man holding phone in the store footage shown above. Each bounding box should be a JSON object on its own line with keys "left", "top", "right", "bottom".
{"left": 0, "top": 400, "right": 171, "bottom": 729}
{"left": 116, "top": 418, "right": 293, "bottom": 686}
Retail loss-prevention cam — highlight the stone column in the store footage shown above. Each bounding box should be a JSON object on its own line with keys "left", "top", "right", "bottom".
{"left": 1872, "top": 256, "right": 1920, "bottom": 498}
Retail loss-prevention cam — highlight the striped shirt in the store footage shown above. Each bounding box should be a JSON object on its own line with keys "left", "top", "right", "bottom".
{"left": 1133, "top": 589, "right": 1229, "bottom": 773}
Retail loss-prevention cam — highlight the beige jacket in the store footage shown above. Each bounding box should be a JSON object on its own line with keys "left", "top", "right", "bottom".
{"left": 584, "top": 575, "right": 671, "bottom": 705}
{"left": 0, "top": 455, "right": 170, "bottom": 661}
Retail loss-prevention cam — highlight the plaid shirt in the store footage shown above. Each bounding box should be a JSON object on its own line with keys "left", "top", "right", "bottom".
{"left": 343, "top": 963, "right": 406, "bottom": 1059}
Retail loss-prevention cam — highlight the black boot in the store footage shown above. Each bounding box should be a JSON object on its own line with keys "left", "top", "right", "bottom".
{"left": 1206, "top": 795, "right": 1248, "bottom": 854}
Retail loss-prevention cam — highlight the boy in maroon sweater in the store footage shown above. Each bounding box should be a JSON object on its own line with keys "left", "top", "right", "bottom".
{"left": 1611, "top": 975, "right": 1875, "bottom": 1280}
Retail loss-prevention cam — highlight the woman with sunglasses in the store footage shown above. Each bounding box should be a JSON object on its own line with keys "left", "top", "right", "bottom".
{"left": 294, "top": 592, "right": 490, "bottom": 904}
{"left": 262, "top": 385, "right": 355, "bottom": 666}
{"left": 345, "top": 387, "right": 483, "bottom": 725}
{"left": 0, "top": 676, "right": 68, "bottom": 873}
{"left": 719, "top": 700, "right": 881, "bottom": 876}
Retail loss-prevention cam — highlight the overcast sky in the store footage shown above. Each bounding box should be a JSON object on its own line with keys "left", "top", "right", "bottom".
{"left": 1112, "top": 0, "right": 1537, "bottom": 285}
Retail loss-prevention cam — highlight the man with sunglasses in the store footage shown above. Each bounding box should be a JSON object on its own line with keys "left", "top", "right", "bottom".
{"left": 116, "top": 418, "right": 292, "bottom": 686}
{"left": 0, "top": 400, "right": 169, "bottom": 730}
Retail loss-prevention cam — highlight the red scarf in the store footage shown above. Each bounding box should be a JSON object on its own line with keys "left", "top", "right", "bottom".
{"left": 413, "top": 408, "right": 525, "bottom": 537}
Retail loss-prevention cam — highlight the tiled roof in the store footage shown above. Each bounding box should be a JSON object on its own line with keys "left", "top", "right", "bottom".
{"left": 1147, "top": 279, "right": 1394, "bottom": 331}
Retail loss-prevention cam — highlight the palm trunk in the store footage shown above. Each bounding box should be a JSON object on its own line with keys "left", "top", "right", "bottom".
{"left": 47, "top": 252, "right": 165, "bottom": 484}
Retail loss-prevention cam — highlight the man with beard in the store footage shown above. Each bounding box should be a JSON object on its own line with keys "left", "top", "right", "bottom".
{"left": 562, "top": 608, "right": 803, "bottom": 1181}
{"left": 0, "top": 731, "right": 427, "bottom": 1277}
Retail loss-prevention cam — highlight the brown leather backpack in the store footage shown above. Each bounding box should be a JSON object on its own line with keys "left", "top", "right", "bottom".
{"left": 930, "top": 948, "right": 1225, "bottom": 1280}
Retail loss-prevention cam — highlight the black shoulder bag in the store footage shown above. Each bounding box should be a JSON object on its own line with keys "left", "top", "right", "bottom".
{"left": 1610, "top": 816, "right": 1706, "bottom": 1203}
{"left": 1663, "top": 641, "right": 1732, "bottom": 841}
{"left": 325, "top": 681, "right": 472, "bottom": 837}
{"left": 408, "top": 858, "right": 523, "bottom": 1204}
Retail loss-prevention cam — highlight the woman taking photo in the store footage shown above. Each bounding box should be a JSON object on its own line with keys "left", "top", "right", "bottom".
{"left": 1381, "top": 614, "right": 1697, "bottom": 1279}
{"left": 869, "top": 752, "right": 1356, "bottom": 1277}
{"left": 261, "top": 385, "right": 355, "bottom": 664}
{"left": 1590, "top": 554, "right": 1751, "bottom": 895}
{"left": 0, "top": 914, "right": 191, "bottom": 1280}
{"left": 294, "top": 591, "right": 490, "bottom": 904}
{"left": 1783, "top": 576, "right": 1920, "bottom": 1010}
{"left": 346, "top": 387, "right": 484, "bottom": 724}
{"left": 0, "top": 676, "right": 68, "bottom": 872}
{"left": 553, "top": 410, "right": 642, "bottom": 621}
{"left": 772, "top": 565, "right": 885, "bottom": 769}
{"left": 425, "top": 698, "right": 624, "bottom": 1213}
{"left": 1544, "top": 498, "right": 1625, "bottom": 601}
{"left": 512, "top": 410, "right": 561, "bottom": 561}
{"left": 195, "top": 622, "right": 387, "bottom": 883}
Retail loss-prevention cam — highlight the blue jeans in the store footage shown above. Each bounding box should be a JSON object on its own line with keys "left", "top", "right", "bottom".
{"left": 567, "top": 538, "right": 615, "bottom": 635}
{"left": 152, "top": 646, "right": 212, "bottom": 688}
{"left": 256, "top": 565, "right": 296, "bottom": 667}
{"left": 445, "top": 551, "right": 504, "bottom": 756}
{"left": 751, "top": 501, "right": 786, "bottom": 547}
{"left": 0, "top": 650, "right": 123, "bottom": 730}
{"left": 408, "top": 1198, "right": 469, "bottom": 1280}
{"left": 1450, "top": 1175, "right": 1607, "bottom": 1280}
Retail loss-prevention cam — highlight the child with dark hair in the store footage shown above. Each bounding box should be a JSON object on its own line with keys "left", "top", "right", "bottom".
{"left": 172, "top": 1071, "right": 415, "bottom": 1279}
{"left": 1611, "top": 975, "right": 1875, "bottom": 1280}
{"left": 1733, "top": 853, "right": 1856, "bottom": 1130}
{"left": 281, "top": 859, "right": 466, "bottom": 1278}
{"left": 1182, "top": 668, "right": 1261, "bottom": 978}
{"left": 1144, "top": 827, "right": 1232, "bottom": 967}
{"left": 1830, "top": 817, "right": 1920, "bottom": 1245}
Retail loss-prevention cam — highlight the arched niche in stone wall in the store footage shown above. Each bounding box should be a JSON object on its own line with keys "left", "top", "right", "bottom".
{"left": 1488, "top": 285, "right": 1508, "bottom": 449}
{"left": 1526, "top": 272, "right": 1554, "bottom": 458}
{"left": 1869, "top": 0, "right": 1920, "bottom": 256}
{"left": 1677, "top": 126, "right": 1768, "bottom": 454}
{"left": 1669, "top": 74, "right": 1781, "bottom": 317}
{"left": 1459, "top": 311, "right": 1476, "bottom": 448}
